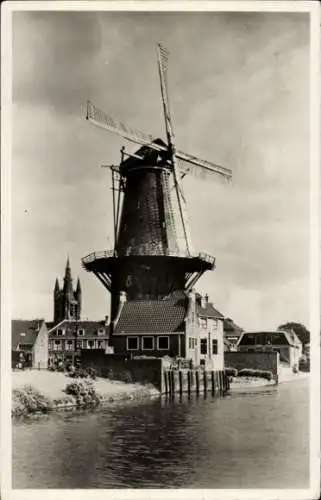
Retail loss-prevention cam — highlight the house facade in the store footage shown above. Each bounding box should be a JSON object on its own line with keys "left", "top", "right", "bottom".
{"left": 12, "top": 319, "right": 48, "bottom": 369}
{"left": 112, "top": 289, "right": 225, "bottom": 369}
{"left": 237, "top": 330, "right": 302, "bottom": 369}
{"left": 47, "top": 319, "right": 111, "bottom": 366}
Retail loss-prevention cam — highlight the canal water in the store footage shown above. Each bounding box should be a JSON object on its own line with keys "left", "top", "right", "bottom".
{"left": 12, "top": 378, "right": 309, "bottom": 489}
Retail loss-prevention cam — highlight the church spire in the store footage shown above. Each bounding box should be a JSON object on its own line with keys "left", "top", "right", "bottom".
{"left": 54, "top": 277, "right": 60, "bottom": 293}
{"left": 64, "top": 255, "right": 72, "bottom": 281}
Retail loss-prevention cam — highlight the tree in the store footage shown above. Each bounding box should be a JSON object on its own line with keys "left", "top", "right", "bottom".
{"left": 277, "top": 322, "right": 310, "bottom": 345}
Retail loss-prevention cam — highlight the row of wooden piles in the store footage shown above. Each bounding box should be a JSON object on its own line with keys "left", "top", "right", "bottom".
{"left": 163, "top": 369, "right": 229, "bottom": 395}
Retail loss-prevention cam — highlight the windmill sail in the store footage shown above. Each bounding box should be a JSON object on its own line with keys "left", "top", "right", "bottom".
{"left": 87, "top": 101, "right": 232, "bottom": 181}
{"left": 157, "top": 43, "right": 193, "bottom": 256}
{"left": 86, "top": 101, "right": 157, "bottom": 148}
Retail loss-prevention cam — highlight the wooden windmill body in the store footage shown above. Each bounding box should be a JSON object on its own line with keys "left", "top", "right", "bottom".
{"left": 82, "top": 45, "right": 232, "bottom": 328}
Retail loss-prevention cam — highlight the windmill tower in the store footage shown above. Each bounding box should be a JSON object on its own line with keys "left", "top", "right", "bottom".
{"left": 82, "top": 44, "right": 232, "bottom": 327}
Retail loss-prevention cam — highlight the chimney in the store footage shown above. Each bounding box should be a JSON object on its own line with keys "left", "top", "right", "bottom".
{"left": 200, "top": 295, "right": 207, "bottom": 309}
{"left": 205, "top": 293, "right": 209, "bottom": 305}
{"left": 105, "top": 315, "right": 109, "bottom": 326}
{"left": 119, "top": 290, "right": 127, "bottom": 305}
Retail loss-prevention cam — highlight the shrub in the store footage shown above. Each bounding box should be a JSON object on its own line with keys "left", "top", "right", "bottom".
{"left": 68, "top": 367, "right": 97, "bottom": 380}
{"left": 12, "top": 385, "right": 54, "bottom": 416}
{"left": 64, "top": 380, "right": 101, "bottom": 407}
{"left": 237, "top": 368, "right": 273, "bottom": 381}
{"left": 86, "top": 367, "right": 97, "bottom": 380}
{"left": 299, "top": 357, "right": 310, "bottom": 372}
{"left": 224, "top": 367, "right": 238, "bottom": 377}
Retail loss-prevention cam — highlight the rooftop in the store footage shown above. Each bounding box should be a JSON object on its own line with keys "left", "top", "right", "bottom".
{"left": 12, "top": 319, "right": 46, "bottom": 349}
{"left": 47, "top": 319, "right": 110, "bottom": 338}
{"left": 114, "top": 292, "right": 187, "bottom": 335}
{"left": 195, "top": 293, "right": 224, "bottom": 319}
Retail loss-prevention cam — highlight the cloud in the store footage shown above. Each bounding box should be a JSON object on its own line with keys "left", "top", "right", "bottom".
{"left": 11, "top": 11, "right": 310, "bottom": 329}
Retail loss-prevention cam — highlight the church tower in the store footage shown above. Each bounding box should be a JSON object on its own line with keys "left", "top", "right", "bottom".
{"left": 53, "top": 257, "right": 81, "bottom": 324}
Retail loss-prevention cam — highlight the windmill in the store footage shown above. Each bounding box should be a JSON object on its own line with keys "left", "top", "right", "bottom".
{"left": 82, "top": 44, "right": 232, "bottom": 323}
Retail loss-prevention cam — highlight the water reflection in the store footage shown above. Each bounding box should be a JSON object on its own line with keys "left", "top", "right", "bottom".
{"left": 13, "top": 379, "right": 309, "bottom": 489}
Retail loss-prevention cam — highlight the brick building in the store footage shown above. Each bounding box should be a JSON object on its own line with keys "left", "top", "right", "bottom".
{"left": 112, "top": 289, "right": 225, "bottom": 369}
{"left": 12, "top": 319, "right": 48, "bottom": 369}
{"left": 237, "top": 330, "right": 302, "bottom": 369}
{"left": 47, "top": 319, "right": 111, "bottom": 366}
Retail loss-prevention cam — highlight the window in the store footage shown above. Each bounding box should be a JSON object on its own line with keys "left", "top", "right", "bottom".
{"left": 57, "top": 329, "right": 64, "bottom": 336}
{"left": 189, "top": 338, "right": 197, "bottom": 349}
{"left": 18, "top": 343, "right": 33, "bottom": 351}
{"left": 97, "top": 328, "right": 105, "bottom": 336}
{"left": 88, "top": 340, "right": 94, "bottom": 349}
{"left": 212, "top": 339, "right": 218, "bottom": 355}
{"left": 142, "top": 336, "right": 154, "bottom": 350}
{"left": 157, "top": 336, "right": 169, "bottom": 350}
{"left": 200, "top": 338, "right": 207, "bottom": 355}
{"left": 127, "top": 337, "right": 139, "bottom": 350}
{"left": 212, "top": 319, "right": 218, "bottom": 329}
{"left": 77, "top": 329, "right": 85, "bottom": 336}
{"left": 54, "top": 340, "right": 61, "bottom": 351}
{"left": 200, "top": 318, "right": 207, "bottom": 329}
{"left": 97, "top": 340, "right": 104, "bottom": 349}
{"left": 65, "top": 340, "right": 74, "bottom": 351}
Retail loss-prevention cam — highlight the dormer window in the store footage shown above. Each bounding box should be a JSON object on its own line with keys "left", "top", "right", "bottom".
{"left": 77, "top": 329, "right": 85, "bottom": 336}
{"left": 57, "top": 329, "right": 64, "bottom": 336}
{"left": 98, "top": 328, "right": 105, "bottom": 336}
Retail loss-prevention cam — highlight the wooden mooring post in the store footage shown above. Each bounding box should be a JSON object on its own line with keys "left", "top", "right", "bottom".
{"left": 195, "top": 370, "right": 200, "bottom": 394}
{"left": 163, "top": 369, "right": 228, "bottom": 396}
{"left": 211, "top": 370, "right": 215, "bottom": 395}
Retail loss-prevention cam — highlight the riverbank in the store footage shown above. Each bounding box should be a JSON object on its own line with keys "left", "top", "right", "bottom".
{"left": 229, "top": 371, "right": 309, "bottom": 391}
{"left": 12, "top": 370, "right": 160, "bottom": 416}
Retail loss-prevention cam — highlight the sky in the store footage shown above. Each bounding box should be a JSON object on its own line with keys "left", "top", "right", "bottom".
{"left": 11, "top": 10, "right": 310, "bottom": 330}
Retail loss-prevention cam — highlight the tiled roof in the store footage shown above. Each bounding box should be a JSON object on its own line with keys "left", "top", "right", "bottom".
{"left": 196, "top": 299, "right": 224, "bottom": 319}
{"left": 47, "top": 319, "right": 110, "bottom": 338}
{"left": 113, "top": 294, "right": 187, "bottom": 335}
{"left": 224, "top": 318, "right": 244, "bottom": 336}
{"left": 238, "top": 330, "right": 302, "bottom": 348}
{"left": 12, "top": 320, "right": 45, "bottom": 350}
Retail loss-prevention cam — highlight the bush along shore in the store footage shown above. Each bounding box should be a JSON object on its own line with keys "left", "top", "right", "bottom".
{"left": 12, "top": 369, "right": 160, "bottom": 418}
{"left": 225, "top": 367, "right": 274, "bottom": 381}
{"left": 224, "top": 367, "right": 277, "bottom": 389}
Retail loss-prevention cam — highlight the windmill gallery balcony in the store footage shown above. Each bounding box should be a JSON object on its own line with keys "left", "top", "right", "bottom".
{"left": 82, "top": 248, "right": 215, "bottom": 265}
{"left": 81, "top": 248, "right": 216, "bottom": 300}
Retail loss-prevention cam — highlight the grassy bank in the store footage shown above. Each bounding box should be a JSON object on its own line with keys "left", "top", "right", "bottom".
{"left": 12, "top": 370, "right": 159, "bottom": 417}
